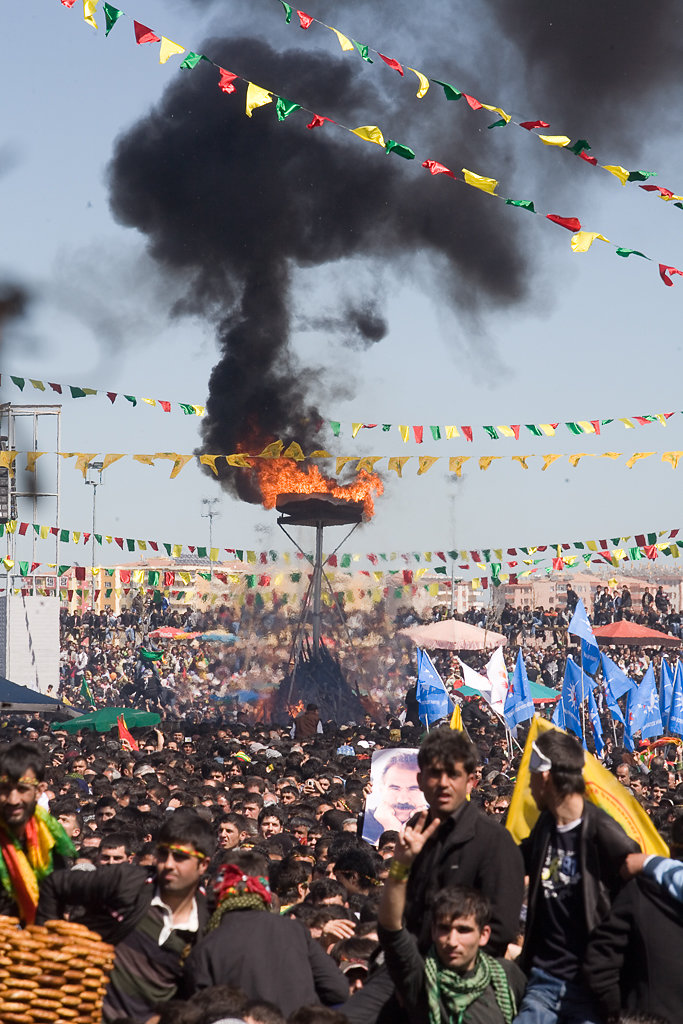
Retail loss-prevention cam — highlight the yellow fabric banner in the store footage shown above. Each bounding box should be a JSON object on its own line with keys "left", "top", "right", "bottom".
{"left": 102, "top": 453, "right": 125, "bottom": 471}
{"left": 388, "top": 457, "right": 410, "bottom": 476}
{"left": 449, "top": 456, "right": 470, "bottom": 476}
{"left": 282, "top": 442, "right": 305, "bottom": 461}
{"left": 462, "top": 168, "right": 498, "bottom": 194}
{"left": 407, "top": 67, "right": 430, "bottom": 98}
{"left": 159, "top": 37, "right": 185, "bottom": 64}
{"left": 83, "top": 0, "right": 97, "bottom": 29}
{"left": 25, "top": 452, "right": 45, "bottom": 473}
{"left": 542, "top": 454, "right": 562, "bottom": 471}
{"left": 602, "top": 164, "right": 630, "bottom": 185}
{"left": 356, "top": 456, "right": 382, "bottom": 473}
{"left": 417, "top": 455, "right": 439, "bottom": 475}
{"left": 245, "top": 83, "right": 273, "bottom": 117}
{"left": 351, "top": 125, "right": 386, "bottom": 147}
{"left": 329, "top": 26, "right": 354, "bottom": 51}
{"left": 538, "top": 134, "right": 571, "bottom": 147}
{"left": 200, "top": 454, "right": 220, "bottom": 475}
{"left": 663, "top": 451, "right": 683, "bottom": 468}
{"left": 398, "top": 425, "right": 409, "bottom": 443}
{"left": 571, "top": 231, "right": 611, "bottom": 253}
{"left": 626, "top": 452, "right": 655, "bottom": 469}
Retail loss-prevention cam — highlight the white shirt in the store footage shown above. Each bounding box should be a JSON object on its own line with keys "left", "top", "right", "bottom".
{"left": 150, "top": 890, "right": 199, "bottom": 946}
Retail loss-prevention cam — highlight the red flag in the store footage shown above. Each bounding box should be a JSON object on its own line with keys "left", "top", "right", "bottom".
{"left": 164, "top": 572, "right": 175, "bottom": 586}
{"left": 218, "top": 68, "right": 238, "bottom": 93}
{"left": 328, "top": 555, "right": 337, "bottom": 567}
{"left": 590, "top": 420, "right": 601, "bottom": 434}
{"left": 18, "top": 522, "right": 28, "bottom": 536}
{"left": 74, "top": 567, "right": 86, "bottom": 581}
{"left": 297, "top": 10, "right": 313, "bottom": 28}
{"left": 368, "top": 554, "right": 378, "bottom": 565}
{"left": 106, "top": 392, "right": 117, "bottom": 404}
{"left": 115, "top": 537, "right": 123, "bottom": 549}
{"left": 463, "top": 94, "right": 482, "bottom": 109}
{"left": 579, "top": 151, "right": 597, "bottom": 165}
{"left": 461, "top": 426, "right": 473, "bottom": 442}
{"left": 61, "top": 0, "right": 77, "bottom": 6}
{"left": 30, "top": 562, "right": 40, "bottom": 573}
{"left": 519, "top": 120, "right": 550, "bottom": 130}
{"left": 481, "top": 578, "right": 488, "bottom": 590}
{"left": 49, "top": 383, "right": 62, "bottom": 394}
{"left": 510, "top": 425, "right": 521, "bottom": 439}
{"left": 306, "top": 114, "right": 333, "bottom": 130}
{"left": 546, "top": 214, "right": 582, "bottom": 232}
{"left": 422, "top": 159, "right": 455, "bottom": 178}
{"left": 134, "top": 21, "right": 160, "bottom": 45}
{"left": 413, "top": 426, "right": 424, "bottom": 444}
{"left": 159, "top": 401, "right": 171, "bottom": 413}
{"left": 117, "top": 714, "right": 139, "bottom": 752}
{"left": 378, "top": 53, "right": 404, "bottom": 76}
{"left": 149, "top": 542, "right": 158, "bottom": 552}
{"left": 659, "top": 264, "right": 683, "bottom": 287}
{"left": 640, "top": 185, "right": 674, "bottom": 197}
{"left": 83, "top": 533, "right": 90, "bottom": 544}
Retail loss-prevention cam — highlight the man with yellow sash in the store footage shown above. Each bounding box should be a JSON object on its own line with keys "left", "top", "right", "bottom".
{"left": 0, "top": 741, "right": 75, "bottom": 924}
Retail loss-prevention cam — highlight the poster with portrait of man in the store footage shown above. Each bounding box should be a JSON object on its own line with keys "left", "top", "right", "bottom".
{"left": 362, "top": 748, "right": 427, "bottom": 846}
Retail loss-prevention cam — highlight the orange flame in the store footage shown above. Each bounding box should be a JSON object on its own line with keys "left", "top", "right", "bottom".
{"left": 254, "top": 458, "right": 383, "bottom": 520}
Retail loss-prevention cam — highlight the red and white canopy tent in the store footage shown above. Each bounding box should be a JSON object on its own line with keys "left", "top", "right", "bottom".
{"left": 398, "top": 619, "right": 507, "bottom": 651}
{"left": 592, "top": 620, "right": 681, "bottom": 648}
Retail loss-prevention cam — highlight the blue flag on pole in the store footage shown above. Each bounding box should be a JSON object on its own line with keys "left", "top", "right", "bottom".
{"left": 568, "top": 599, "right": 600, "bottom": 676}
{"left": 586, "top": 686, "right": 604, "bottom": 757}
{"left": 559, "top": 658, "right": 591, "bottom": 742}
{"left": 629, "top": 664, "right": 663, "bottom": 741}
{"left": 667, "top": 662, "right": 683, "bottom": 737}
{"left": 551, "top": 698, "right": 566, "bottom": 728}
{"left": 659, "top": 657, "right": 674, "bottom": 720}
{"left": 415, "top": 648, "right": 454, "bottom": 726}
{"left": 503, "top": 649, "right": 535, "bottom": 729}
{"left": 600, "top": 651, "right": 636, "bottom": 726}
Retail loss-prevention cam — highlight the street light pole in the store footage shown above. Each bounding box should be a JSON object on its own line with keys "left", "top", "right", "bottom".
{"left": 201, "top": 497, "right": 220, "bottom": 580}
{"left": 85, "top": 461, "right": 104, "bottom": 620}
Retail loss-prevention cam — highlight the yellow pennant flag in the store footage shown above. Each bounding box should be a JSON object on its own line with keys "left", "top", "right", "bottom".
{"left": 601, "top": 452, "right": 621, "bottom": 460}
{"left": 200, "top": 454, "right": 220, "bottom": 475}
{"left": 351, "top": 125, "right": 386, "bottom": 147}
{"left": 512, "top": 456, "right": 529, "bottom": 469}
{"left": 480, "top": 103, "right": 511, "bottom": 123}
{"left": 479, "top": 456, "right": 501, "bottom": 471}
{"left": 329, "top": 26, "right": 354, "bottom": 51}
{"left": 336, "top": 456, "right": 356, "bottom": 473}
{"left": 258, "top": 440, "right": 284, "bottom": 458}
{"left": 226, "top": 454, "right": 252, "bottom": 467}
{"left": 568, "top": 453, "right": 593, "bottom": 467}
{"left": 602, "top": 164, "right": 630, "bottom": 185}
{"left": 450, "top": 704, "right": 463, "bottom": 731}
{"left": 356, "top": 456, "right": 382, "bottom": 473}
{"left": 541, "top": 454, "right": 562, "bottom": 471}
{"left": 282, "top": 442, "right": 305, "bottom": 461}
{"left": 192, "top": 405, "right": 205, "bottom": 416}
{"left": 620, "top": 418, "right": 635, "bottom": 429}
{"left": 210, "top": 548, "right": 220, "bottom": 562}
{"left": 137, "top": 540, "right": 147, "bottom": 551}
{"left": 245, "top": 83, "right": 273, "bottom": 117}
{"left": 2, "top": 558, "right": 14, "bottom": 571}
{"left": 625, "top": 452, "right": 655, "bottom": 469}
{"left": 417, "top": 455, "right": 439, "bottom": 475}
{"left": 141, "top": 397, "right": 156, "bottom": 407}
{"left": 40, "top": 526, "right": 49, "bottom": 540}
{"left": 101, "top": 453, "right": 125, "bottom": 471}
{"left": 662, "top": 451, "right": 683, "bottom": 468}
{"left": 444, "top": 425, "right": 459, "bottom": 439}
{"left": 29, "top": 379, "right": 46, "bottom": 391}
{"left": 159, "top": 37, "right": 185, "bottom": 64}
{"left": 398, "top": 425, "right": 409, "bottom": 443}
{"left": 538, "top": 134, "right": 571, "bottom": 147}
{"left": 134, "top": 454, "right": 156, "bottom": 467}
{"left": 25, "top": 452, "right": 45, "bottom": 473}
{"left": 497, "top": 425, "right": 516, "bottom": 437}
{"left": 74, "top": 453, "right": 99, "bottom": 478}
{"left": 351, "top": 423, "right": 363, "bottom": 438}
{"left": 309, "top": 449, "right": 332, "bottom": 459}
{"left": 462, "top": 168, "right": 498, "bottom": 194}
{"left": 154, "top": 453, "right": 193, "bottom": 478}
{"left": 132, "top": 570, "right": 144, "bottom": 585}
{"left": 449, "top": 456, "right": 470, "bottom": 477}
{"left": 83, "top": 0, "right": 97, "bottom": 29}
{"left": 72, "top": 532, "right": 81, "bottom": 544}
{"left": 570, "top": 231, "right": 611, "bottom": 253}
{"left": 407, "top": 67, "right": 430, "bottom": 98}
{"left": 178, "top": 571, "right": 191, "bottom": 585}
{"left": 577, "top": 421, "right": 596, "bottom": 433}
{"left": 172, "top": 545, "right": 182, "bottom": 558}
{"left": 539, "top": 424, "right": 556, "bottom": 436}
{"left": 0, "top": 451, "right": 18, "bottom": 476}
{"left": 506, "top": 716, "right": 668, "bottom": 856}
{"left": 387, "top": 456, "right": 410, "bottom": 477}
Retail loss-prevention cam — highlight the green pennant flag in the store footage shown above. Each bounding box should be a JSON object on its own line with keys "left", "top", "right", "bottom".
{"left": 447, "top": 551, "right": 458, "bottom": 560}
{"left": 141, "top": 649, "right": 163, "bottom": 661}
{"left": 340, "top": 554, "right": 351, "bottom": 568}
{"left": 105, "top": 588, "right": 112, "bottom": 598}
{"left": 394, "top": 588, "right": 403, "bottom": 598}
{"left": 565, "top": 422, "right": 584, "bottom": 435}
{"left": 330, "top": 421, "right": 341, "bottom": 436}
{"left": 675, "top": 202, "right": 683, "bottom": 211}
{"left": 601, "top": 419, "right": 614, "bottom": 426}
{"left": 254, "top": 592, "right": 264, "bottom": 609}
{"left": 352, "top": 40, "right": 373, "bottom": 62}
{"left": 615, "top": 248, "right": 650, "bottom": 259}
{"left": 629, "top": 547, "right": 643, "bottom": 560}
{"left": 568, "top": 139, "right": 591, "bottom": 155}
{"left": 235, "top": 549, "right": 243, "bottom": 561}
{"left": 148, "top": 570, "right": 160, "bottom": 586}
{"left": 124, "top": 395, "right": 137, "bottom": 407}
{"left": 95, "top": 534, "right": 102, "bottom": 544}
{"left": 179, "top": 404, "right": 195, "bottom": 415}
{"left": 180, "top": 52, "right": 209, "bottom": 70}
{"left": 126, "top": 539, "right": 135, "bottom": 552}
{"left": 197, "top": 547, "right": 207, "bottom": 559}
{"left": 430, "top": 426, "right": 441, "bottom": 440}
{"left": 583, "top": 553, "right": 592, "bottom": 565}
{"left": 163, "top": 543, "right": 172, "bottom": 556}
{"left": 10, "top": 376, "right": 25, "bottom": 391}
{"left": 32, "top": 525, "right": 40, "bottom": 535}
{"left": 19, "top": 562, "right": 29, "bottom": 577}
{"left": 269, "top": 550, "right": 278, "bottom": 561}
{"left": 69, "top": 386, "right": 86, "bottom": 399}
{"left": 574, "top": 542, "right": 585, "bottom": 550}
{"left": 505, "top": 199, "right": 536, "bottom": 212}
{"left": 482, "top": 549, "right": 491, "bottom": 563}
{"left": 431, "top": 79, "right": 462, "bottom": 100}
{"left": 434, "top": 565, "right": 447, "bottom": 574}
{"left": 487, "top": 118, "right": 507, "bottom": 129}
{"left": 290, "top": 572, "right": 301, "bottom": 583}
{"left": 276, "top": 97, "right": 301, "bottom": 121}
{"left": 382, "top": 424, "right": 391, "bottom": 432}
{"left": 627, "top": 170, "right": 656, "bottom": 182}
{"left": 80, "top": 677, "right": 94, "bottom": 703}
{"left": 58, "top": 565, "right": 69, "bottom": 576}
{"left": 385, "top": 139, "right": 415, "bottom": 160}
{"left": 103, "top": 3, "right": 123, "bottom": 36}
{"left": 525, "top": 424, "right": 543, "bottom": 437}
{"left": 176, "top": 591, "right": 185, "bottom": 600}
{"left": 279, "top": 0, "right": 293, "bottom": 22}
{"left": 60, "top": 529, "right": 69, "bottom": 543}
{"left": 246, "top": 575, "right": 256, "bottom": 588}
{"left": 647, "top": 533, "right": 657, "bottom": 545}
{"left": 483, "top": 426, "right": 499, "bottom": 440}
{"left": 106, "top": 568, "right": 114, "bottom": 577}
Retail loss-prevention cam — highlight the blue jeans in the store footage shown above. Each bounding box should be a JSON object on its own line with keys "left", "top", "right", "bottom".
{"left": 513, "top": 968, "right": 603, "bottom": 1024}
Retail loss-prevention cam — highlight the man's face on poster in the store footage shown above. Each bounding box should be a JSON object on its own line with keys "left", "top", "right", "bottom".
{"left": 378, "top": 763, "right": 423, "bottom": 824}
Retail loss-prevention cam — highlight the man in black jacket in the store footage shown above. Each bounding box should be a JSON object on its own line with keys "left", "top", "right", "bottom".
{"left": 514, "top": 729, "right": 639, "bottom": 1024}
{"left": 37, "top": 808, "right": 214, "bottom": 1023}
{"left": 183, "top": 850, "right": 348, "bottom": 1016}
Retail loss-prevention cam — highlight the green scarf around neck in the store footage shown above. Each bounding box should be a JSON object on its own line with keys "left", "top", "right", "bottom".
{"left": 424, "top": 948, "right": 516, "bottom": 1024}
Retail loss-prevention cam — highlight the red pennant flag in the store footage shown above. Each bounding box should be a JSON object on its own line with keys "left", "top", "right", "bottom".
{"left": 18, "top": 522, "right": 28, "bottom": 536}
{"left": 368, "top": 554, "right": 378, "bottom": 565}
{"left": 463, "top": 94, "right": 482, "bottom": 109}
{"left": 509, "top": 574, "right": 518, "bottom": 585}
{"left": 579, "top": 151, "right": 597, "bottom": 165}
{"left": 218, "top": 68, "right": 238, "bottom": 93}
{"left": 306, "top": 114, "right": 333, "bottom": 130}
{"left": 30, "top": 562, "right": 40, "bottom": 573}
{"left": 546, "top": 214, "right": 582, "bottom": 232}
{"left": 149, "top": 542, "right": 158, "bottom": 552}
{"left": 461, "top": 426, "right": 473, "bottom": 442}
{"left": 260, "top": 552, "right": 268, "bottom": 564}
{"left": 188, "top": 546, "right": 195, "bottom": 553}
{"left": 328, "top": 555, "right": 337, "bottom": 567}
{"left": 519, "top": 120, "right": 550, "bottom": 130}
{"left": 413, "top": 426, "right": 424, "bottom": 443}
{"left": 511, "top": 425, "right": 521, "bottom": 439}
{"left": 117, "top": 714, "right": 139, "bottom": 752}
{"left": 481, "top": 578, "right": 488, "bottom": 590}
{"left": 297, "top": 10, "right": 313, "bottom": 28}
{"left": 67, "top": 590, "right": 73, "bottom": 601}
{"left": 115, "top": 538, "right": 123, "bottom": 549}
{"left": 164, "top": 571, "right": 175, "bottom": 586}
{"left": 422, "top": 159, "right": 455, "bottom": 178}
{"left": 106, "top": 392, "right": 117, "bottom": 404}
{"left": 159, "top": 401, "right": 171, "bottom": 413}
{"left": 640, "top": 185, "right": 674, "bottom": 197}
{"left": 120, "top": 570, "right": 131, "bottom": 584}
{"left": 671, "top": 529, "right": 680, "bottom": 538}
{"left": 378, "top": 53, "right": 404, "bottom": 76}
{"left": 49, "top": 383, "right": 62, "bottom": 394}
{"left": 590, "top": 420, "right": 601, "bottom": 434}
{"left": 470, "top": 551, "right": 481, "bottom": 562}
{"left": 61, "top": 0, "right": 77, "bottom": 6}
{"left": 134, "top": 21, "right": 160, "bottom": 45}
{"left": 83, "top": 533, "right": 90, "bottom": 544}
{"left": 644, "top": 545, "right": 658, "bottom": 560}
{"left": 74, "top": 567, "right": 86, "bottom": 581}
{"left": 402, "top": 570, "right": 413, "bottom": 584}
{"left": 507, "top": 548, "right": 517, "bottom": 555}
{"left": 659, "top": 264, "right": 683, "bottom": 287}
{"left": 435, "top": 551, "right": 446, "bottom": 561}
{"left": 51, "top": 527, "right": 58, "bottom": 536}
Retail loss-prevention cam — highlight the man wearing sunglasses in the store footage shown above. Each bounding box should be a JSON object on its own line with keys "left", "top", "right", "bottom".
{"left": 37, "top": 808, "right": 214, "bottom": 1023}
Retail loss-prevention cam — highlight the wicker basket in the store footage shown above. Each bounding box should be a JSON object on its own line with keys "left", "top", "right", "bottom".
{"left": 0, "top": 914, "right": 115, "bottom": 1024}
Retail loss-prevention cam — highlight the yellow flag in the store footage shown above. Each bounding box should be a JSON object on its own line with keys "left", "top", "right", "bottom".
{"left": 142, "top": 397, "right": 156, "bottom": 407}
{"left": 568, "top": 453, "right": 592, "bottom": 467}
{"left": 2, "top": 558, "right": 14, "bottom": 571}
{"left": 444, "top": 425, "right": 459, "bottom": 439}
{"left": 479, "top": 456, "right": 500, "bottom": 470}
{"left": 209, "top": 548, "right": 220, "bottom": 562}
{"left": 417, "top": 455, "right": 439, "bottom": 475}
{"left": 172, "top": 545, "right": 182, "bottom": 558}
{"left": 226, "top": 454, "right": 252, "bottom": 467}
{"left": 601, "top": 452, "right": 621, "bottom": 460}
{"left": 480, "top": 103, "right": 510, "bottom": 122}
{"left": 137, "top": 540, "right": 147, "bottom": 551}
{"left": 352, "top": 125, "right": 386, "bottom": 147}
{"left": 132, "top": 570, "right": 144, "bottom": 585}
{"left": 620, "top": 418, "right": 635, "bottom": 429}
{"left": 497, "top": 425, "right": 516, "bottom": 437}
{"left": 134, "top": 454, "right": 156, "bottom": 467}
{"left": 449, "top": 456, "right": 469, "bottom": 477}
{"left": 541, "top": 453, "right": 562, "bottom": 471}
{"left": 450, "top": 704, "right": 463, "bottom": 731}
{"left": 192, "top": 405, "right": 205, "bottom": 416}
{"left": 602, "top": 164, "right": 630, "bottom": 185}
{"left": 155, "top": 453, "right": 193, "bottom": 478}
{"left": 538, "top": 134, "right": 571, "bottom": 147}
{"left": 25, "top": 452, "right": 45, "bottom": 473}
{"left": 40, "top": 526, "right": 49, "bottom": 540}
{"left": 663, "top": 451, "right": 683, "bottom": 468}
{"left": 178, "top": 571, "right": 192, "bottom": 585}
{"left": 74, "top": 453, "right": 99, "bottom": 478}
{"left": 351, "top": 423, "right": 363, "bottom": 438}
{"left": 102, "top": 453, "right": 125, "bottom": 471}
{"left": 356, "top": 456, "right": 382, "bottom": 473}
{"left": 398, "top": 425, "right": 409, "bottom": 443}
{"left": 512, "top": 456, "right": 529, "bottom": 469}
{"left": 506, "top": 717, "right": 668, "bottom": 856}
{"left": 625, "top": 452, "right": 655, "bottom": 469}
{"left": 329, "top": 26, "right": 354, "bottom": 51}
{"left": 29, "top": 379, "right": 45, "bottom": 391}
{"left": 72, "top": 532, "right": 81, "bottom": 544}
{"left": 336, "top": 456, "right": 356, "bottom": 473}
{"left": 570, "top": 231, "right": 611, "bottom": 253}
{"left": 539, "top": 423, "right": 556, "bottom": 436}
{"left": 462, "top": 169, "right": 498, "bottom": 194}
{"left": 282, "top": 442, "right": 305, "bottom": 461}
{"left": 309, "top": 449, "right": 331, "bottom": 459}
{"left": 0, "top": 451, "right": 18, "bottom": 475}
{"left": 388, "top": 456, "right": 410, "bottom": 476}
{"left": 577, "top": 421, "right": 596, "bottom": 433}
{"left": 407, "top": 67, "right": 430, "bottom": 98}
{"left": 159, "top": 37, "right": 185, "bottom": 64}
{"left": 83, "top": 0, "right": 97, "bottom": 29}
{"left": 258, "top": 440, "right": 284, "bottom": 458}
{"left": 245, "top": 83, "right": 273, "bottom": 117}
{"left": 200, "top": 454, "right": 220, "bottom": 475}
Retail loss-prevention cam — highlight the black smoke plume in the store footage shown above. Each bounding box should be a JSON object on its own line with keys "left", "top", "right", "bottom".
{"left": 0, "top": 283, "right": 29, "bottom": 338}
{"left": 108, "top": 37, "right": 529, "bottom": 501}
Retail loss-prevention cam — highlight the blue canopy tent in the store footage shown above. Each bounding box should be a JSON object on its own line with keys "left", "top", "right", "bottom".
{"left": 0, "top": 677, "right": 79, "bottom": 716}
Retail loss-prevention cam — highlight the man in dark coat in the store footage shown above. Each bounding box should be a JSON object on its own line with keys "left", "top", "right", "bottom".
{"left": 183, "top": 851, "right": 348, "bottom": 1016}
{"left": 295, "top": 703, "right": 321, "bottom": 739}
{"left": 514, "top": 729, "right": 639, "bottom": 1024}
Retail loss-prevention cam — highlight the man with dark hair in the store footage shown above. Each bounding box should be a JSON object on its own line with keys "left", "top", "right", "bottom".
{"left": 183, "top": 849, "right": 348, "bottom": 1016}
{"left": 377, "top": 812, "right": 525, "bottom": 1024}
{"left": 514, "top": 728, "right": 640, "bottom": 1024}
{"left": 295, "top": 703, "right": 322, "bottom": 739}
{"left": 362, "top": 751, "right": 425, "bottom": 845}
{"left": 333, "top": 847, "right": 380, "bottom": 897}
{"left": 37, "top": 808, "right": 214, "bottom": 1022}
{"left": 96, "top": 831, "right": 137, "bottom": 865}
{"left": 0, "top": 740, "right": 75, "bottom": 922}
